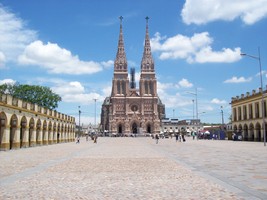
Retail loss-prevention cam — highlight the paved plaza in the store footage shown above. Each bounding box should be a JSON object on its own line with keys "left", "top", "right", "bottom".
{"left": 0, "top": 137, "right": 267, "bottom": 200}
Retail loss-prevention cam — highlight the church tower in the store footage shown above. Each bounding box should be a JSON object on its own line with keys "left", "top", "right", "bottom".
{"left": 100, "top": 17, "right": 165, "bottom": 136}
{"left": 139, "top": 16, "right": 157, "bottom": 97}
{"left": 111, "top": 16, "right": 129, "bottom": 96}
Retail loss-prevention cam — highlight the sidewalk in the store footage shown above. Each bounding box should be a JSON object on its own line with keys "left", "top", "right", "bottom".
{"left": 0, "top": 137, "right": 266, "bottom": 199}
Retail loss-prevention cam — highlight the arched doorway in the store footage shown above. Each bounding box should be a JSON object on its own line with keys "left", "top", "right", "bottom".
{"left": 43, "top": 121, "right": 47, "bottom": 145}
{"left": 0, "top": 112, "right": 7, "bottom": 150}
{"left": 249, "top": 123, "right": 254, "bottom": 141}
{"left": 48, "top": 122, "right": 52, "bottom": 144}
{"left": 146, "top": 124, "right": 151, "bottom": 134}
{"left": 243, "top": 124, "right": 248, "bottom": 141}
{"left": 29, "top": 118, "right": 35, "bottom": 147}
{"left": 118, "top": 124, "right": 122, "bottom": 135}
{"left": 20, "top": 117, "right": 27, "bottom": 148}
{"left": 132, "top": 122, "right": 138, "bottom": 134}
{"left": 36, "top": 119, "right": 42, "bottom": 145}
{"left": 53, "top": 123, "right": 57, "bottom": 143}
{"left": 57, "top": 124, "right": 60, "bottom": 143}
{"left": 256, "top": 123, "right": 261, "bottom": 142}
{"left": 10, "top": 115, "right": 18, "bottom": 149}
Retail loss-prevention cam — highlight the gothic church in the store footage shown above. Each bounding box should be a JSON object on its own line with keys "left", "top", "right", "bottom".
{"left": 100, "top": 17, "right": 165, "bottom": 136}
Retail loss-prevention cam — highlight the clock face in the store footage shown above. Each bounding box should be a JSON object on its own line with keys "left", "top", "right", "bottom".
{"left": 131, "top": 105, "right": 138, "bottom": 112}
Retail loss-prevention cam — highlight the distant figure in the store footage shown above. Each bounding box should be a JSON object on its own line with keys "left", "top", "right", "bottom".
{"left": 94, "top": 135, "right": 98, "bottom": 144}
{"left": 86, "top": 134, "right": 89, "bottom": 141}
{"left": 175, "top": 133, "right": 179, "bottom": 142}
{"left": 155, "top": 134, "right": 159, "bottom": 144}
{"left": 182, "top": 134, "right": 186, "bottom": 142}
{"left": 76, "top": 137, "right": 80, "bottom": 144}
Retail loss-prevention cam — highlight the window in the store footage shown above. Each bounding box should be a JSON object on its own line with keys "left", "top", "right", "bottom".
{"left": 255, "top": 102, "right": 259, "bottom": 118}
{"left": 243, "top": 105, "right": 247, "bottom": 120}
{"left": 249, "top": 104, "right": 253, "bottom": 119}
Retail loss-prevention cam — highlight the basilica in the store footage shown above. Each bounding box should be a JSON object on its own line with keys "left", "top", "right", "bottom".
{"left": 100, "top": 17, "right": 165, "bottom": 136}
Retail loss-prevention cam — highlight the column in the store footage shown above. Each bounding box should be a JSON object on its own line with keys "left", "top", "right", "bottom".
{"left": 0, "top": 126, "right": 10, "bottom": 151}
{"left": 30, "top": 128, "right": 36, "bottom": 147}
{"left": 12, "top": 126, "right": 21, "bottom": 150}
{"left": 36, "top": 128, "right": 43, "bottom": 146}
{"left": 21, "top": 126, "right": 29, "bottom": 148}
{"left": 43, "top": 129, "right": 48, "bottom": 145}
{"left": 48, "top": 130, "right": 53, "bottom": 144}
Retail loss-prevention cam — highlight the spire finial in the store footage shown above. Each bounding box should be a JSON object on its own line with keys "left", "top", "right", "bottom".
{"left": 145, "top": 16, "right": 149, "bottom": 23}
{"left": 119, "top": 16, "right": 123, "bottom": 24}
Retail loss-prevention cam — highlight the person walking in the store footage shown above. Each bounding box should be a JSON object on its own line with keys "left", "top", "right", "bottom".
{"left": 76, "top": 136, "right": 80, "bottom": 144}
{"left": 175, "top": 133, "right": 179, "bottom": 142}
{"left": 93, "top": 134, "right": 98, "bottom": 144}
{"left": 155, "top": 134, "right": 159, "bottom": 144}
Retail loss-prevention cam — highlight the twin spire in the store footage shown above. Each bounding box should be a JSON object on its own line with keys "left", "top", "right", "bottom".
{"left": 114, "top": 16, "right": 154, "bottom": 73}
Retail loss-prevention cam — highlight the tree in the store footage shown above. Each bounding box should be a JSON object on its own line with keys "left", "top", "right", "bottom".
{"left": 0, "top": 83, "right": 62, "bottom": 110}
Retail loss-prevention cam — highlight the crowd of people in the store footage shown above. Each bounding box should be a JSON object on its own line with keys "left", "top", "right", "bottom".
{"left": 76, "top": 133, "right": 98, "bottom": 144}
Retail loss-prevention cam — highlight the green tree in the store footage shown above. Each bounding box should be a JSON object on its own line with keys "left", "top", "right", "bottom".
{"left": 0, "top": 83, "right": 62, "bottom": 109}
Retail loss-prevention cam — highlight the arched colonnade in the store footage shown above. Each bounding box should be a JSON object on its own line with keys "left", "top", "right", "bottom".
{"left": 0, "top": 94, "right": 75, "bottom": 151}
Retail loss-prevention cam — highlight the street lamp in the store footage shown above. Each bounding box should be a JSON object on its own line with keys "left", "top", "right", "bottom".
{"left": 221, "top": 106, "right": 224, "bottom": 126}
{"left": 93, "top": 98, "right": 98, "bottom": 133}
{"left": 187, "top": 88, "right": 198, "bottom": 119}
{"left": 192, "top": 99, "right": 195, "bottom": 119}
{"left": 241, "top": 47, "right": 266, "bottom": 146}
{"left": 78, "top": 106, "right": 81, "bottom": 136}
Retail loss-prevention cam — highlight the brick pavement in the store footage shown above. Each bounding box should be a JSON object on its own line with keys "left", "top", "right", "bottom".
{"left": 0, "top": 137, "right": 266, "bottom": 199}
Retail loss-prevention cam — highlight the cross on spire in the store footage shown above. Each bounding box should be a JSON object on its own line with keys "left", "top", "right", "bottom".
{"left": 119, "top": 16, "right": 123, "bottom": 24}
{"left": 145, "top": 16, "right": 149, "bottom": 23}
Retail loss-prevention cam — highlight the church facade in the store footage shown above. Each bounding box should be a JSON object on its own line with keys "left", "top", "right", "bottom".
{"left": 100, "top": 17, "right": 165, "bottom": 136}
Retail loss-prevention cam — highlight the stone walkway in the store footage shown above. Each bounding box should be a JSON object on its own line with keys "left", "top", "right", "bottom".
{"left": 0, "top": 137, "right": 267, "bottom": 199}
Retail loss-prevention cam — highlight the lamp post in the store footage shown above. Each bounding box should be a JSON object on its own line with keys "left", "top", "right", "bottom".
{"left": 78, "top": 106, "right": 81, "bottom": 137}
{"left": 192, "top": 99, "right": 195, "bottom": 119}
{"left": 221, "top": 106, "right": 224, "bottom": 127}
{"left": 241, "top": 47, "right": 266, "bottom": 146}
{"left": 93, "top": 98, "right": 98, "bottom": 133}
{"left": 187, "top": 88, "right": 198, "bottom": 119}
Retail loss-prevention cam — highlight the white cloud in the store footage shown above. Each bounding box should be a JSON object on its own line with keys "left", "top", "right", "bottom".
{"left": 18, "top": 40, "right": 103, "bottom": 75}
{"left": 51, "top": 81, "right": 104, "bottom": 105}
{"left": 224, "top": 76, "right": 252, "bottom": 83}
{"left": 0, "top": 5, "right": 37, "bottom": 63}
{"left": 157, "top": 81, "right": 192, "bottom": 108}
{"left": 102, "top": 85, "right": 112, "bottom": 97}
{"left": 211, "top": 98, "right": 227, "bottom": 104}
{"left": 181, "top": 0, "right": 267, "bottom": 25}
{"left": 101, "top": 60, "right": 113, "bottom": 68}
{"left": 0, "top": 5, "right": 107, "bottom": 74}
{"left": 177, "top": 78, "right": 193, "bottom": 88}
{"left": 0, "top": 51, "right": 5, "bottom": 67}
{"left": 195, "top": 47, "right": 241, "bottom": 63}
{"left": 150, "top": 32, "right": 241, "bottom": 63}
{"left": 0, "top": 78, "right": 16, "bottom": 85}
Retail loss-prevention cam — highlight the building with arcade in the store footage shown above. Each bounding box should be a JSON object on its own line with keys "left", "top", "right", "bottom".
{"left": 0, "top": 94, "right": 76, "bottom": 151}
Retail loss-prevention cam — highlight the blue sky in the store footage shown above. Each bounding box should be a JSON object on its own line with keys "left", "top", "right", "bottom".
{"left": 1, "top": 0, "right": 267, "bottom": 125}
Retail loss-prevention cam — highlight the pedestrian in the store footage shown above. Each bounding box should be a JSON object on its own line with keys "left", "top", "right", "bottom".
{"left": 76, "top": 136, "right": 80, "bottom": 144}
{"left": 192, "top": 132, "right": 195, "bottom": 140}
{"left": 175, "top": 133, "right": 179, "bottom": 142}
{"left": 182, "top": 134, "right": 186, "bottom": 142}
{"left": 94, "top": 134, "right": 98, "bottom": 144}
{"left": 86, "top": 134, "right": 89, "bottom": 141}
{"left": 155, "top": 134, "right": 159, "bottom": 144}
